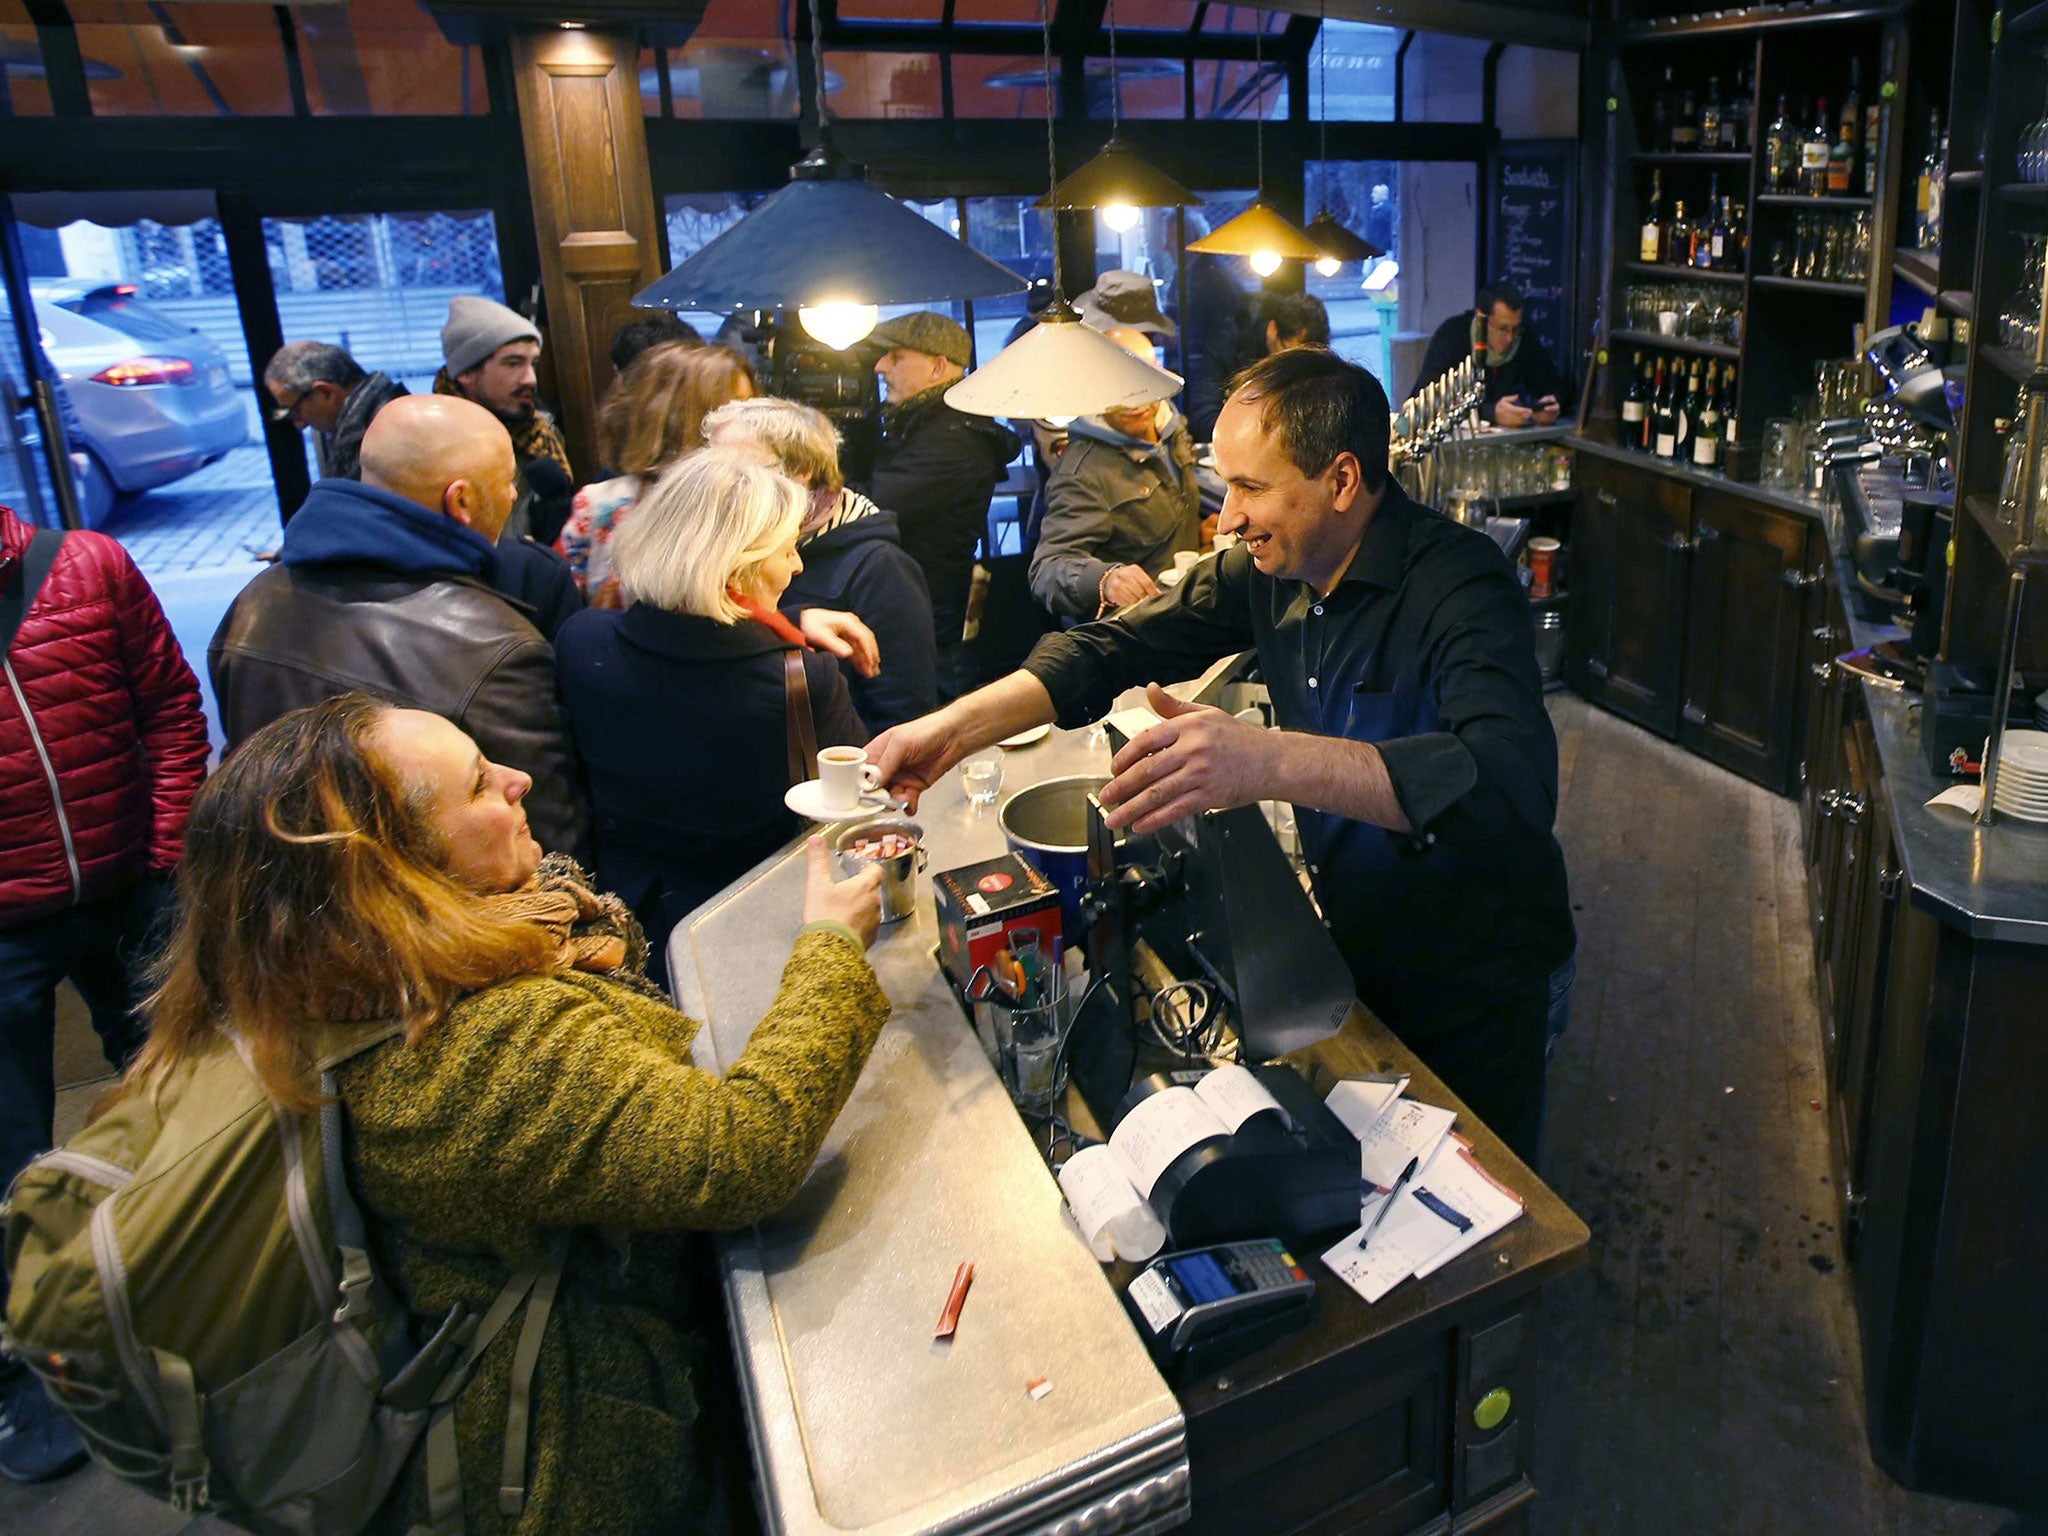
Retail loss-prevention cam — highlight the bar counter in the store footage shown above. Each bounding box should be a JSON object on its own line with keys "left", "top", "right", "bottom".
{"left": 670, "top": 718, "right": 1590, "bottom": 1536}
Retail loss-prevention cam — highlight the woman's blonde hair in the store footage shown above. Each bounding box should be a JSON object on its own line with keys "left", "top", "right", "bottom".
{"left": 611, "top": 446, "right": 808, "bottom": 622}
{"left": 128, "top": 695, "right": 557, "bottom": 1112}
{"left": 596, "top": 342, "right": 756, "bottom": 477}
{"left": 701, "top": 396, "right": 844, "bottom": 493}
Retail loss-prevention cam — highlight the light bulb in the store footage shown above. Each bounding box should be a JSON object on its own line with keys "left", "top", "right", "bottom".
{"left": 1044, "top": 415, "right": 1076, "bottom": 429}
{"left": 1249, "top": 250, "right": 1284, "bottom": 277}
{"left": 1102, "top": 202, "right": 1141, "bottom": 233}
{"left": 797, "top": 303, "right": 880, "bottom": 351}
{"left": 1314, "top": 255, "right": 1342, "bottom": 278}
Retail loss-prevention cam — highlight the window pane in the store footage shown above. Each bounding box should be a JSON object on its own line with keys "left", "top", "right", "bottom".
{"left": 660, "top": 192, "right": 773, "bottom": 335}
{"left": 950, "top": 53, "right": 1058, "bottom": 118}
{"left": 300, "top": 0, "right": 480, "bottom": 117}
{"left": 823, "top": 48, "right": 941, "bottom": 118}
{"left": 1085, "top": 57, "right": 1182, "bottom": 120}
{"left": 1, "top": 9, "right": 54, "bottom": 115}
{"left": 1404, "top": 31, "right": 1487, "bottom": 124}
{"left": 70, "top": 1, "right": 294, "bottom": 116}
{"left": 1305, "top": 160, "right": 1401, "bottom": 388}
{"left": 1307, "top": 19, "right": 1398, "bottom": 122}
{"left": 1190, "top": 58, "right": 1285, "bottom": 119}
{"left": 963, "top": 194, "right": 1053, "bottom": 365}
{"left": 1199, "top": 4, "right": 1287, "bottom": 35}
{"left": 650, "top": 42, "right": 802, "bottom": 119}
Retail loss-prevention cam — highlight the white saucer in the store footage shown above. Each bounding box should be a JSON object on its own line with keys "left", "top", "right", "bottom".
{"left": 999, "top": 724, "right": 1051, "bottom": 749}
{"left": 784, "top": 780, "right": 896, "bottom": 822}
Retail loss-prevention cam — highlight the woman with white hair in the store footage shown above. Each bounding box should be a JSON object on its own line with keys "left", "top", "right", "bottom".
{"left": 705, "top": 397, "right": 939, "bottom": 730}
{"left": 555, "top": 448, "right": 866, "bottom": 981}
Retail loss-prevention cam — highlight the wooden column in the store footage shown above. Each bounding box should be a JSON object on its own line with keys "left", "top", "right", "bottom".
{"left": 509, "top": 27, "right": 663, "bottom": 479}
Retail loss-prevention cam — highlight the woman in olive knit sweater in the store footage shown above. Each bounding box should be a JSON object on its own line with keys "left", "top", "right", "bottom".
{"left": 127, "top": 694, "right": 891, "bottom": 1534}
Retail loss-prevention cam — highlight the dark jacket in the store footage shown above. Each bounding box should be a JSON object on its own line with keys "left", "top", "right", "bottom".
{"left": 860, "top": 387, "right": 1020, "bottom": 646}
{"left": 555, "top": 604, "right": 867, "bottom": 961}
{"left": 318, "top": 372, "right": 408, "bottom": 481}
{"left": 207, "top": 478, "right": 589, "bottom": 858}
{"left": 1413, "top": 311, "right": 1570, "bottom": 423}
{"left": 1029, "top": 410, "right": 1201, "bottom": 622}
{"left": 495, "top": 532, "right": 584, "bottom": 643}
{"left": 1, "top": 507, "right": 209, "bottom": 927}
{"left": 778, "top": 494, "right": 938, "bottom": 731}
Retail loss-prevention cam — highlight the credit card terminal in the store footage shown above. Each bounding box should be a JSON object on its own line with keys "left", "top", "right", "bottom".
{"left": 1121, "top": 1238, "right": 1316, "bottom": 1384}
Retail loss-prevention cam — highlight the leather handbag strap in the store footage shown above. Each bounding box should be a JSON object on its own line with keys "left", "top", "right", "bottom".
{"left": 0, "top": 527, "right": 64, "bottom": 657}
{"left": 783, "top": 648, "right": 818, "bottom": 790}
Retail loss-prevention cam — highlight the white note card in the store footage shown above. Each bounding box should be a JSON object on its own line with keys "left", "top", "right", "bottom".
{"left": 1358, "top": 1099, "right": 1457, "bottom": 1191}
{"left": 1324, "top": 1076, "right": 1409, "bottom": 1138}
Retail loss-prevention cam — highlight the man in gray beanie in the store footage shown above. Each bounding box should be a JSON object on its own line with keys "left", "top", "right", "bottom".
{"left": 435, "top": 294, "right": 578, "bottom": 544}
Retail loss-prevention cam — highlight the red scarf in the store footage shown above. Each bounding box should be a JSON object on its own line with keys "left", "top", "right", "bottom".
{"left": 732, "top": 590, "right": 808, "bottom": 648}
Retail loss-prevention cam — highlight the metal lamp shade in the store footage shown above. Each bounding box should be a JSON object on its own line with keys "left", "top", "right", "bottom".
{"left": 946, "top": 310, "right": 1182, "bottom": 420}
{"left": 1185, "top": 201, "right": 1329, "bottom": 262}
{"left": 1035, "top": 139, "right": 1200, "bottom": 212}
{"left": 633, "top": 169, "right": 1028, "bottom": 312}
{"left": 1304, "top": 212, "right": 1384, "bottom": 264}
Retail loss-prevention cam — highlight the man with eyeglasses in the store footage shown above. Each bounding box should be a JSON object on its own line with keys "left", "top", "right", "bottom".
{"left": 262, "top": 341, "right": 409, "bottom": 484}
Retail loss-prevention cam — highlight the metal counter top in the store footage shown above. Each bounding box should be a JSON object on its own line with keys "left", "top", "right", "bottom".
{"left": 668, "top": 728, "right": 1190, "bottom": 1536}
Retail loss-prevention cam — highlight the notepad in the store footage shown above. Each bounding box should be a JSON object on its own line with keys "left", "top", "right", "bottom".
{"left": 1320, "top": 1132, "right": 1526, "bottom": 1303}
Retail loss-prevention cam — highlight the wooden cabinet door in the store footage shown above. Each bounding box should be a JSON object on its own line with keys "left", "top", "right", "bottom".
{"left": 1679, "top": 491, "right": 1816, "bottom": 789}
{"left": 1568, "top": 455, "right": 1690, "bottom": 738}
{"left": 1795, "top": 574, "right": 1850, "bottom": 816}
{"left": 1835, "top": 778, "right": 1901, "bottom": 1264}
{"left": 1818, "top": 717, "right": 1878, "bottom": 1091}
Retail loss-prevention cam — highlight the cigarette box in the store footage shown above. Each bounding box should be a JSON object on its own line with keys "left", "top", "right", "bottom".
{"left": 934, "top": 853, "right": 1064, "bottom": 995}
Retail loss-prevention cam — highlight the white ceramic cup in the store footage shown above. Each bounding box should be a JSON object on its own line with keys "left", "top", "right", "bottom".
{"left": 1173, "top": 550, "right": 1200, "bottom": 574}
{"left": 818, "top": 745, "right": 882, "bottom": 811}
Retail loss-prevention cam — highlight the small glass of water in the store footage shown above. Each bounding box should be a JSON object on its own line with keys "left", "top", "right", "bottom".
{"left": 961, "top": 750, "right": 1003, "bottom": 807}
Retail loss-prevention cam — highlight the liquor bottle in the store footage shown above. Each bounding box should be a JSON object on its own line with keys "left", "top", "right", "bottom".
{"left": 1700, "top": 77, "right": 1722, "bottom": 151}
{"left": 1766, "top": 95, "right": 1796, "bottom": 191}
{"left": 1654, "top": 360, "right": 1679, "bottom": 459}
{"left": 1732, "top": 200, "right": 1749, "bottom": 270}
{"left": 1641, "top": 170, "right": 1665, "bottom": 263}
{"left": 1721, "top": 365, "right": 1739, "bottom": 451}
{"left": 1729, "top": 66, "right": 1751, "bottom": 152}
{"left": 1706, "top": 179, "right": 1728, "bottom": 269}
{"left": 1828, "top": 118, "right": 1856, "bottom": 196}
{"left": 1669, "top": 201, "right": 1693, "bottom": 268}
{"left": 1673, "top": 86, "right": 1700, "bottom": 151}
{"left": 1801, "top": 97, "right": 1833, "bottom": 195}
{"left": 1863, "top": 86, "right": 1883, "bottom": 196}
{"left": 1677, "top": 361, "right": 1702, "bottom": 461}
{"left": 1839, "top": 60, "right": 1863, "bottom": 192}
{"left": 1653, "top": 66, "right": 1675, "bottom": 152}
{"left": 1622, "top": 351, "right": 1650, "bottom": 448}
{"left": 1693, "top": 365, "right": 1724, "bottom": 468}
{"left": 1917, "top": 111, "right": 1945, "bottom": 250}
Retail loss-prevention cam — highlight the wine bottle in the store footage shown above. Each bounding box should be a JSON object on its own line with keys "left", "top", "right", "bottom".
{"left": 1839, "top": 61, "right": 1863, "bottom": 192}
{"left": 1802, "top": 97, "right": 1833, "bottom": 196}
{"left": 1729, "top": 66, "right": 1751, "bottom": 153}
{"left": 1677, "top": 361, "right": 1702, "bottom": 461}
{"left": 1654, "top": 359, "right": 1679, "bottom": 459}
{"left": 1622, "top": 351, "right": 1650, "bottom": 448}
{"left": 1641, "top": 170, "right": 1665, "bottom": 263}
{"left": 1706, "top": 177, "right": 1727, "bottom": 269}
{"left": 1669, "top": 200, "right": 1693, "bottom": 269}
{"left": 1693, "top": 365, "right": 1724, "bottom": 468}
{"left": 1673, "top": 85, "right": 1700, "bottom": 151}
{"left": 1721, "top": 365, "right": 1739, "bottom": 450}
{"left": 1700, "top": 77, "right": 1722, "bottom": 151}
{"left": 1766, "top": 95, "right": 1795, "bottom": 192}
{"left": 1654, "top": 66, "right": 1675, "bottom": 153}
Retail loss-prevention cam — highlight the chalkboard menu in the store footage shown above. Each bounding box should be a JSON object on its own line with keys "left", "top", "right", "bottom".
{"left": 1485, "top": 140, "right": 1579, "bottom": 388}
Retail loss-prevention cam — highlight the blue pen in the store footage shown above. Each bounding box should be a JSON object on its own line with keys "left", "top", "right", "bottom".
{"left": 1360, "top": 1155, "right": 1420, "bottom": 1244}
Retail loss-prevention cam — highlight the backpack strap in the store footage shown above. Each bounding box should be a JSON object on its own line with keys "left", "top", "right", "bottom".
{"left": 1, "top": 527, "right": 64, "bottom": 657}
{"left": 783, "top": 647, "right": 817, "bottom": 790}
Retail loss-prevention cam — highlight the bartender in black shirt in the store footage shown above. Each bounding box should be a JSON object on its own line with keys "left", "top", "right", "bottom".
{"left": 869, "top": 349, "right": 1574, "bottom": 1160}
{"left": 1412, "top": 282, "right": 1569, "bottom": 429}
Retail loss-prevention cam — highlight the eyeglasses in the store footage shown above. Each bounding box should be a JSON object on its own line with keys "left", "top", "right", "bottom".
{"left": 268, "top": 388, "right": 311, "bottom": 425}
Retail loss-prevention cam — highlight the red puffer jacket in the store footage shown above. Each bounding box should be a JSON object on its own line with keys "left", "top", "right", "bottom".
{"left": 1, "top": 505, "right": 209, "bottom": 928}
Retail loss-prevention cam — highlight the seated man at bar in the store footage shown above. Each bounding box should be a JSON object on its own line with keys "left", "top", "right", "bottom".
{"left": 1412, "top": 282, "right": 1569, "bottom": 428}
{"left": 870, "top": 349, "right": 1575, "bottom": 1160}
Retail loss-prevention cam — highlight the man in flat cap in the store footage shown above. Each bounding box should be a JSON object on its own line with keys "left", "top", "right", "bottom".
{"left": 436, "top": 294, "right": 578, "bottom": 545}
{"left": 860, "top": 311, "right": 1020, "bottom": 697}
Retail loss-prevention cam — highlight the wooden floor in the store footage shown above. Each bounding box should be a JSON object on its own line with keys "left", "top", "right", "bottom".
{"left": 0, "top": 695, "right": 2029, "bottom": 1535}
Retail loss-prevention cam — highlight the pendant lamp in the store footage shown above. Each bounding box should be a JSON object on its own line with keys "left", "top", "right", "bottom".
{"left": 1034, "top": 0, "right": 1198, "bottom": 233}
{"left": 1182, "top": 15, "right": 1319, "bottom": 277}
{"left": 1302, "top": 0, "right": 1383, "bottom": 277}
{"left": 946, "top": 0, "right": 1181, "bottom": 422}
{"left": 631, "top": 0, "right": 1025, "bottom": 347}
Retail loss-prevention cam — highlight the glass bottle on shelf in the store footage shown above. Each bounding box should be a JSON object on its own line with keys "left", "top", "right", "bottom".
{"left": 1669, "top": 200, "right": 1694, "bottom": 269}
{"left": 1694, "top": 364, "right": 1725, "bottom": 469}
{"left": 1801, "top": 97, "right": 1833, "bottom": 195}
{"left": 1700, "top": 77, "right": 1722, "bottom": 151}
{"left": 1731, "top": 200, "right": 1749, "bottom": 270}
{"left": 1729, "top": 66, "right": 1751, "bottom": 153}
{"left": 1861, "top": 75, "right": 1882, "bottom": 196}
{"left": 1654, "top": 359, "right": 1678, "bottom": 459}
{"left": 1673, "top": 86, "right": 1700, "bottom": 151}
{"left": 1917, "top": 111, "right": 1943, "bottom": 249}
{"left": 1997, "top": 419, "right": 2022, "bottom": 527}
{"left": 1654, "top": 65, "right": 1676, "bottom": 153}
{"left": 1641, "top": 170, "right": 1665, "bottom": 263}
{"left": 1709, "top": 190, "right": 1730, "bottom": 270}
{"left": 1623, "top": 351, "right": 1649, "bottom": 447}
{"left": 1766, "top": 95, "right": 1795, "bottom": 191}
{"left": 1827, "top": 118, "right": 1855, "bottom": 196}
{"left": 1839, "top": 60, "right": 1863, "bottom": 193}
{"left": 1697, "top": 175, "right": 1722, "bottom": 268}
{"left": 1722, "top": 366, "right": 1740, "bottom": 453}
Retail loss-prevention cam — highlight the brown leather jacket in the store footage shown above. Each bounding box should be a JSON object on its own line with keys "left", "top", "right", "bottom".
{"left": 208, "top": 562, "right": 590, "bottom": 858}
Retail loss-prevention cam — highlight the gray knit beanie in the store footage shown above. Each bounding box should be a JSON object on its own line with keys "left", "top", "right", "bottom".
{"left": 442, "top": 295, "right": 542, "bottom": 377}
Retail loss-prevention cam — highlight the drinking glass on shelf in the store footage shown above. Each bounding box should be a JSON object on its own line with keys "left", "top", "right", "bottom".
{"left": 2021, "top": 83, "right": 2048, "bottom": 183}
{"left": 1820, "top": 219, "right": 1847, "bottom": 282}
{"left": 1768, "top": 237, "right": 1792, "bottom": 275}
{"left": 1762, "top": 418, "right": 1804, "bottom": 489}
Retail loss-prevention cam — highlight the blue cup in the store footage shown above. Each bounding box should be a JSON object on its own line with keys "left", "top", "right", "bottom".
{"left": 998, "top": 775, "right": 1109, "bottom": 942}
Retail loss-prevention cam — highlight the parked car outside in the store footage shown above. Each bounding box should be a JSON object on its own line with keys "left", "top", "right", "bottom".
{"left": 1, "top": 280, "right": 247, "bottom": 527}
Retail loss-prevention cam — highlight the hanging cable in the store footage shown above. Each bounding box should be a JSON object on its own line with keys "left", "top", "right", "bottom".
{"left": 1254, "top": 16, "right": 1265, "bottom": 194}
{"left": 1039, "top": 0, "right": 1064, "bottom": 297}
{"left": 1107, "top": 0, "right": 1120, "bottom": 134}
{"left": 807, "top": 0, "right": 832, "bottom": 143}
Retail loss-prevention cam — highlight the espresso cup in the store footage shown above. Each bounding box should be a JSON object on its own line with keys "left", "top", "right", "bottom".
{"left": 818, "top": 745, "right": 881, "bottom": 811}
{"left": 1173, "top": 550, "right": 1200, "bottom": 574}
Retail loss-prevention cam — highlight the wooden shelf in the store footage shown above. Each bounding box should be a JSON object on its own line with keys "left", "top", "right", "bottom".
{"left": 1629, "top": 152, "right": 1755, "bottom": 169}
{"left": 1995, "top": 182, "right": 2048, "bottom": 202}
{"left": 1982, "top": 344, "right": 2041, "bottom": 385}
{"left": 1611, "top": 328, "right": 1742, "bottom": 360}
{"left": 1754, "top": 192, "right": 1875, "bottom": 209}
{"left": 1892, "top": 246, "right": 1940, "bottom": 298}
{"left": 1939, "top": 289, "right": 1976, "bottom": 321}
{"left": 1751, "top": 274, "right": 1868, "bottom": 297}
{"left": 1963, "top": 492, "right": 2022, "bottom": 561}
{"left": 1622, "top": 261, "right": 1747, "bottom": 284}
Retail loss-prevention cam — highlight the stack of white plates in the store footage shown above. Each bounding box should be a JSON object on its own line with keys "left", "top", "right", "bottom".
{"left": 1990, "top": 729, "right": 2048, "bottom": 824}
